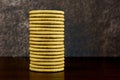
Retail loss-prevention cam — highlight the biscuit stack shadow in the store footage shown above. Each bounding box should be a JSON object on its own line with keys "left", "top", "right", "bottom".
{"left": 29, "top": 10, "right": 65, "bottom": 72}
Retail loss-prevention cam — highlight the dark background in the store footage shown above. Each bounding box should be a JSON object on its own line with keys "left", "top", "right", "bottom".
{"left": 0, "top": 0, "right": 120, "bottom": 57}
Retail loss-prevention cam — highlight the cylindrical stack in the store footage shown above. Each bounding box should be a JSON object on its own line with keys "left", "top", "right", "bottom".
{"left": 29, "top": 10, "right": 65, "bottom": 72}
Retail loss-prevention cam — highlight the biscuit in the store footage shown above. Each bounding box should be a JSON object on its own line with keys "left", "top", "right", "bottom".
{"left": 29, "top": 10, "right": 64, "bottom": 14}
{"left": 29, "top": 35, "right": 64, "bottom": 38}
{"left": 30, "top": 21, "right": 64, "bottom": 25}
{"left": 29, "top": 41, "right": 64, "bottom": 45}
{"left": 29, "top": 38, "right": 64, "bottom": 41}
{"left": 30, "top": 54, "right": 64, "bottom": 58}
{"left": 30, "top": 45, "right": 64, "bottom": 48}
{"left": 30, "top": 52, "right": 64, "bottom": 56}
{"left": 30, "top": 64, "right": 64, "bottom": 69}
{"left": 30, "top": 31, "right": 64, "bottom": 35}
{"left": 29, "top": 51, "right": 64, "bottom": 55}
{"left": 29, "top": 47, "right": 64, "bottom": 51}
{"left": 30, "top": 14, "right": 64, "bottom": 18}
{"left": 30, "top": 61, "right": 64, "bottom": 65}
{"left": 29, "top": 18, "right": 64, "bottom": 21}
{"left": 29, "top": 67, "right": 64, "bottom": 72}
{"left": 30, "top": 57, "right": 64, "bottom": 61}
{"left": 29, "top": 24, "right": 64, "bottom": 28}
{"left": 29, "top": 27, "right": 64, "bottom": 31}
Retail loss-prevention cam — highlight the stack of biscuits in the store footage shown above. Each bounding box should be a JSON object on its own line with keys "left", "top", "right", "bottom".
{"left": 29, "top": 10, "right": 65, "bottom": 72}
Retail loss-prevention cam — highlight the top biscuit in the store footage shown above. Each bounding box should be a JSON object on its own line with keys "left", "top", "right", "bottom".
{"left": 29, "top": 10, "right": 64, "bottom": 14}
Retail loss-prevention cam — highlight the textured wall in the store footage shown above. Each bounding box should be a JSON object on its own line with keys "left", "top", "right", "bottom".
{"left": 0, "top": 0, "right": 120, "bottom": 57}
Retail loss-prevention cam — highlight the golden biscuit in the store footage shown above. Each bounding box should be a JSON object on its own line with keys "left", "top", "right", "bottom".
{"left": 30, "top": 21, "right": 64, "bottom": 25}
{"left": 29, "top": 35, "right": 64, "bottom": 38}
{"left": 30, "top": 31, "right": 64, "bottom": 35}
{"left": 30, "top": 14, "right": 64, "bottom": 18}
{"left": 29, "top": 28, "right": 64, "bottom": 31}
{"left": 29, "top": 41, "right": 64, "bottom": 45}
{"left": 29, "top": 18, "right": 64, "bottom": 21}
{"left": 29, "top": 10, "right": 64, "bottom": 14}
{"left": 30, "top": 61, "right": 64, "bottom": 65}
{"left": 30, "top": 57, "right": 64, "bottom": 61}
{"left": 29, "top": 38, "right": 64, "bottom": 41}
{"left": 29, "top": 47, "right": 64, "bottom": 51}
{"left": 29, "top": 21, "right": 64, "bottom": 25}
{"left": 29, "top": 51, "right": 64, "bottom": 55}
{"left": 30, "top": 45, "right": 64, "bottom": 48}
{"left": 29, "top": 38, "right": 64, "bottom": 42}
{"left": 30, "top": 64, "right": 64, "bottom": 69}
{"left": 29, "top": 67, "right": 64, "bottom": 72}
{"left": 30, "top": 54, "right": 64, "bottom": 58}
{"left": 29, "top": 24, "right": 64, "bottom": 28}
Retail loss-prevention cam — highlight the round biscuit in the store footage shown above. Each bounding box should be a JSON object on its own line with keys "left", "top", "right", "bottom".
{"left": 30, "top": 21, "right": 64, "bottom": 25}
{"left": 29, "top": 67, "right": 64, "bottom": 72}
{"left": 29, "top": 51, "right": 64, "bottom": 55}
{"left": 30, "top": 14, "right": 64, "bottom": 18}
{"left": 30, "top": 64, "right": 64, "bottom": 69}
{"left": 29, "top": 18, "right": 64, "bottom": 21}
{"left": 29, "top": 41, "right": 64, "bottom": 45}
{"left": 30, "top": 61, "right": 64, "bottom": 65}
{"left": 30, "top": 52, "right": 64, "bottom": 56}
{"left": 30, "top": 54, "right": 64, "bottom": 58}
{"left": 30, "top": 57, "right": 64, "bottom": 61}
{"left": 29, "top": 27, "right": 64, "bottom": 31}
{"left": 30, "top": 31, "right": 64, "bottom": 35}
{"left": 29, "top": 47, "right": 64, "bottom": 51}
{"left": 30, "top": 38, "right": 64, "bottom": 41}
{"left": 29, "top": 24, "right": 64, "bottom": 28}
{"left": 29, "top": 10, "right": 64, "bottom": 14}
{"left": 30, "top": 45, "right": 64, "bottom": 48}
{"left": 29, "top": 35, "right": 64, "bottom": 38}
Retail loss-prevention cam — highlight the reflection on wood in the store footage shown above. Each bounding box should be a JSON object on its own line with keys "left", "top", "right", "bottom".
{"left": 30, "top": 71, "right": 64, "bottom": 80}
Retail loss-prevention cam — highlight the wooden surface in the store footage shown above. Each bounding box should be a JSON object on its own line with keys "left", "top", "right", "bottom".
{"left": 0, "top": 57, "right": 120, "bottom": 80}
